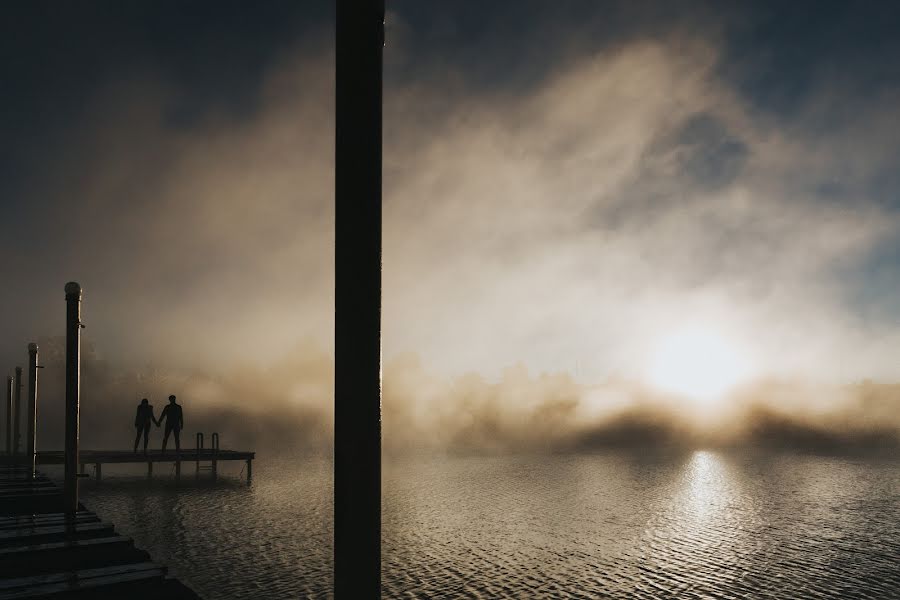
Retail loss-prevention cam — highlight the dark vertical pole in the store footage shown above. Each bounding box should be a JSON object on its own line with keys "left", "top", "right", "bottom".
{"left": 334, "top": 1, "right": 384, "bottom": 597}
{"left": 13, "top": 367, "right": 22, "bottom": 462}
{"left": 4, "top": 376, "right": 11, "bottom": 457}
{"left": 26, "top": 344, "right": 38, "bottom": 478}
{"left": 64, "top": 282, "right": 82, "bottom": 515}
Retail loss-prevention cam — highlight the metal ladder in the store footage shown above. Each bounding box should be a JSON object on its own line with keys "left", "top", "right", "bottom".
{"left": 194, "top": 432, "right": 219, "bottom": 480}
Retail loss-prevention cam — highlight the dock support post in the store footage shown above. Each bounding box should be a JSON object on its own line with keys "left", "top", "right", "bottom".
{"left": 13, "top": 367, "right": 22, "bottom": 461}
{"left": 95, "top": 463, "right": 101, "bottom": 481}
{"left": 26, "top": 344, "right": 39, "bottom": 479}
{"left": 147, "top": 461, "right": 153, "bottom": 477}
{"left": 246, "top": 459, "right": 252, "bottom": 484}
{"left": 211, "top": 432, "right": 219, "bottom": 481}
{"left": 64, "top": 282, "right": 82, "bottom": 516}
{"left": 5, "top": 376, "right": 11, "bottom": 457}
{"left": 334, "top": 2, "right": 384, "bottom": 597}
{"left": 195, "top": 432, "right": 203, "bottom": 478}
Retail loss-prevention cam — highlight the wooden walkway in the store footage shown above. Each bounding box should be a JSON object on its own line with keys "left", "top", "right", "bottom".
{"left": 0, "top": 466, "right": 201, "bottom": 599}
{"left": 35, "top": 449, "right": 255, "bottom": 482}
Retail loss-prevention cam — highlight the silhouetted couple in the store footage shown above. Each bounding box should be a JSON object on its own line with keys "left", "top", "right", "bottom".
{"left": 133, "top": 395, "right": 184, "bottom": 454}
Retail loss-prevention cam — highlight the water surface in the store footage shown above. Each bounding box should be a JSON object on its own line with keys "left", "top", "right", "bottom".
{"left": 67, "top": 451, "right": 900, "bottom": 598}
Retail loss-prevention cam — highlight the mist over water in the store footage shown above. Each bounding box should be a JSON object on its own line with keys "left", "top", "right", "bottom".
{"left": 29, "top": 335, "right": 900, "bottom": 456}
{"left": 31, "top": 330, "right": 900, "bottom": 599}
{"left": 75, "top": 451, "right": 900, "bottom": 599}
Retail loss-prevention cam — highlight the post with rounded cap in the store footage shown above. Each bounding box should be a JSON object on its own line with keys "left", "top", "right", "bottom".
{"left": 13, "top": 367, "right": 22, "bottom": 462}
{"left": 335, "top": 1, "right": 384, "bottom": 597}
{"left": 5, "top": 377, "right": 11, "bottom": 457}
{"left": 27, "top": 343, "right": 39, "bottom": 479}
{"left": 64, "top": 282, "right": 82, "bottom": 515}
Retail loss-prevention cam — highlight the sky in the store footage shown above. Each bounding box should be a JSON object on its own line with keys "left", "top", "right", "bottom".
{"left": 3, "top": 1, "right": 900, "bottom": 396}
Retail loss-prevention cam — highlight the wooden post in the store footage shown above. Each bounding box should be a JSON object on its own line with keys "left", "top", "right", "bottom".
{"left": 64, "top": 281, "right": 82, "bottom": 515}
{"left": 95, "top": 463, "right": 101, "bottom": 481}
{"left": 195, "top": 432, "right": 203, "bottom": 477}
{"left": 13, "top": 367, "right": 22, "bottom": 461}
{"left": 26, "top": 343, "right": 39, "bottom": 479}
{"left": 335, "top": 1, "right": 384, "bottom": 597}
{"left": 175, "top": 459, "right": 181, "bottom": 482}
{"left": 211, "top": 432, "right": 219, "bottom": 482}
{"left": 246, "top": 458, "right": 252, "bottom": 484}
{"left": 4, "top": 376, "right": 11, "bottom": 457}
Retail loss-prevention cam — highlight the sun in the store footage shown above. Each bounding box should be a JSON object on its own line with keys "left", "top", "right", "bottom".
{"left": 646, "top": 326, "right": 752, "bottom": 402}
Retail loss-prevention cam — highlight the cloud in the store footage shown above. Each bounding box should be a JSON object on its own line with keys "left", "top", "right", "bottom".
{"left": 5, "top": 21, "right": 900, "bottom": 452}
{"left": 381, "top": 37, "right": 898, "bottom": 381}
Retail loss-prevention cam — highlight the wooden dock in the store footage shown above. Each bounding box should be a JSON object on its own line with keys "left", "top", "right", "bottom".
{"left": 36, "top": 449, "right": 255, "bottom": 483}
{"left": 0, "top": 285, "right": 255, "bottom": 598}
{"left": 0, "top": 466, "right": 201, "bottom": 599}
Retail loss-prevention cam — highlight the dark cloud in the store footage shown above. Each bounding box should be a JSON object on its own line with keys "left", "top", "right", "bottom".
{"left": 673, "top": 113, "right": 748, "bottom": 189}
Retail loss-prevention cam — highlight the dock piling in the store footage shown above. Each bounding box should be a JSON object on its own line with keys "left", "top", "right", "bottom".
{"left": 195, "top": 432, "right": 203, "bottom": 478}
{"left": 4, "top": 376, "right": 11, "bottom": 456}
{"left": 64, "top": 281, "right": 82, "bottom": 516}
{"left": 211, "top": 432, "right": 219, "bottom": 481}
{"left": 334, "top": 1, "right": 384, "bottom": 596}
{"left": 26, "top": 343, "right": 39, "bottom": 479}
{"left": 13, "top": 367, "right": 22, "bottom": 460}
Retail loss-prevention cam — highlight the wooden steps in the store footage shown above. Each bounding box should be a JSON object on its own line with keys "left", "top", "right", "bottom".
{"left": 0, "top": 562, "right": 166, "bottom": 599}
{"left": 0, "top": 467, "right": 201, "bottom": 599}
{"left": 0, "top": 536, "right": 150, "bottom": 578}
{"left": 0, "top": 521, "right": 115, "bottom": 548}
{"left": 0, "top": 512, "right": 99, "bottom": 531}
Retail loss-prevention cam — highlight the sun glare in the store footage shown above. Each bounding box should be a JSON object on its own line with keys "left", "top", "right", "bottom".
{"left": 646, "top": 326, "right": 751, "bottom": 402}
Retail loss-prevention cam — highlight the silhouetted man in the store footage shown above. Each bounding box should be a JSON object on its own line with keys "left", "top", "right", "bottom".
{"left": 160, "top": 394, "right": 184, "bottom": 453}
{"left": 133, "top": 398, "right": 159, "bottom": 453}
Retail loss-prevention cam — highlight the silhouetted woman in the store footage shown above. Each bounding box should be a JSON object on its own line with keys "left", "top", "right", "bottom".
{"left": 133, "top": 398, "right": 159, "bottom": 453}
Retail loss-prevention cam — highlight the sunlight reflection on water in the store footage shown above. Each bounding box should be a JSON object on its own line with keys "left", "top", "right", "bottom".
{"left": 69, "top": 450, "right": 900, "bottom": 599}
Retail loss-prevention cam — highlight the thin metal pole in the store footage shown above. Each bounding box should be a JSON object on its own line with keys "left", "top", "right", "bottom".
{"left": 13, "top": 367, "right": 22, "bottom": 461}
{"left": 334, "top": 1, "right": 384, "bottom": 597}
{"left": 27, "top": 343, "right": 39, "bottom": 479}
{"left": 5, "top": 376, "right": 11, "bottom": 457}
{"left": 64, "top": 281, "right": 82, "bottom": 515}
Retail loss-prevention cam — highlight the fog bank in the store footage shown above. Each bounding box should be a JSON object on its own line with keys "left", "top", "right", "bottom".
{"left": 24, "top": 337, "right": 900, "bottom": 456}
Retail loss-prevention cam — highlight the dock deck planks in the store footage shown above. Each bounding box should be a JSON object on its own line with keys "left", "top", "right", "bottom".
{"left": 37, "top": 449, "right": 254, "bottom": 463}
{"left": 0, "top": 466, "right": 202, "bottom": 599}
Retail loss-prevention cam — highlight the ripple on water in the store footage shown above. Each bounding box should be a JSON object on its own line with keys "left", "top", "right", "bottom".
{"left": 68, "top": 451, "right": 900, "bottom": 599}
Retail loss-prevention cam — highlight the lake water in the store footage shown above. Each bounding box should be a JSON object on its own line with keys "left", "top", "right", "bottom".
{"left": 68, "top": 450, "right": 899, "bottom": 599}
